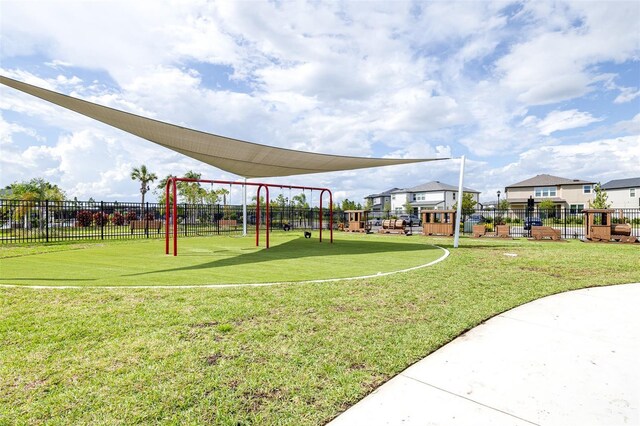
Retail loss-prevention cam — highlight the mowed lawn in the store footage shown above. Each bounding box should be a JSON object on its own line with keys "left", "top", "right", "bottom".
{"left": 1, "top": 236, "right": 639, "bottom": 425}
{"left": 0, "top": 233, "right": 444, "bottom": 286}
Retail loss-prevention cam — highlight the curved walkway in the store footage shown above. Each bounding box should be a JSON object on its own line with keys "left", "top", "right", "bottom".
{"left": 0, "top": 245, "right": 448, "bottom": 289}
{"left": 329, "top": 283, "right": 640, "bottom": 425}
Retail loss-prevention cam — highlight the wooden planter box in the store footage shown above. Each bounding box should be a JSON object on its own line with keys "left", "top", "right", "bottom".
{"left": 496, "top": 225, "right": 511, "bottom": 238}
{"left": 472, "top": 225, "right": 486, "bottom": 238}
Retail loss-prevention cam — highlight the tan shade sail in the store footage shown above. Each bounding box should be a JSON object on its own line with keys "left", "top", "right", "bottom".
{"left": 1, "top": 76, "right": 448, "bottom": 178}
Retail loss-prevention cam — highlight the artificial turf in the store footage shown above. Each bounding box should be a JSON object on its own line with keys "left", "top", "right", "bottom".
{"left": 0, "top": 232, "right": 444, "bottom": 286}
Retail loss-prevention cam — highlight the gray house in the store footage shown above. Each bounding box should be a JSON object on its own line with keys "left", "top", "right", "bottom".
{"left": 364, "top": 188, "right": 399, "bottom": 213}
{"left": 390, "top": 181, "right": 480, "bottom": 215}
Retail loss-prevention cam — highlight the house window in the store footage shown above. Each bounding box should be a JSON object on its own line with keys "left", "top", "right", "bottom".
{"left": 452, "top": 192, "right": 456, "bottom": 200}
{"left": 583, "top": 185, "right": 592, "bottom": 194}
{"left": 391, "top": 195, "right": 395, "bottom": 200}
{"left": 534, "top": 186, "right": 557, "bottom": 197}
{"left": 570, "top": 204, "right": 584, "bottom": 214}
{"left": 631, "top": 188, "right": 636, "bottom": 197}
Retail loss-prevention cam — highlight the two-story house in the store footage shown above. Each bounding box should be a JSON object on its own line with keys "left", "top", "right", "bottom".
{"left": 390, "top": 181, "right": 480, "bottom": 215}
{"left": 602, "top": 177, "right": 640, "bottom": 208}
{"left": 363, "top": 188, "right": 399, "bottom": 213}
{"left": 504, "top": 174, "right": 596, "bottom": 214}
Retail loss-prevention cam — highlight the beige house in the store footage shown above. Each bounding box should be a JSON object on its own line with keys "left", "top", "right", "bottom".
{"left": 505, "top": 174, "right": 596, "bottom": 213}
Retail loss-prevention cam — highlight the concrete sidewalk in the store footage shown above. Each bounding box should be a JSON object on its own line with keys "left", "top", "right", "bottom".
{"left": 329, "top": 283, "right": 640, "bottom": 426}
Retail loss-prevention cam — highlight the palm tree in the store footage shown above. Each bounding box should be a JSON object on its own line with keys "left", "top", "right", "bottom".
{"left": 130, "top": 165, "right": 158, "bottom": 207}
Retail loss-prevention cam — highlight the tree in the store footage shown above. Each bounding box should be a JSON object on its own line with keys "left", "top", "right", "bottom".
{"left": 5, "top": 178, "right": 66, "bottom": 202}
{"left": 155, "top": 175, "right": 175, "bottom": 208}
{"left": 5, "top": 178, "right": 66, "bottom": 230}
{"left": 291, "top": 193, "right": 308, "bottom": 208}
{"left": 130, "top": 165, "right": 157, "bottom": 206}
{"left": 341, "top": 199, "right": 358, "bottom": 211}
{"left": 364, "top": 198, "right": 373, "bottom": 211}
{"left": 383, "top": 200, "right": 391, "bottom": 214}
{"left": 461, "top": 193, "right": 476, "bottom": 217}
{"left": 177, "top": 171, "right": 205, "bottom": 204}
{"left": 498, "top": 199, "right": 510, "bottom": 210}
{"left": 403, "top": 200, "right": 413, "bottom": 214}
{"left": 271, "top": 193, "right": 288, "bottom": 209}
{"left": 589, "top": 183, "right": 610, "bottom": 209}
{"left": 538, "top": 199, "right": 556, "bottom": 219}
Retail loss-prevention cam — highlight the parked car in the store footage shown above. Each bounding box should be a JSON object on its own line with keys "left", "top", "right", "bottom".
{"left": 368, "top": 218, "right": 382, "bottom": 226}
{"left": 524, "top": 216, "right": 543, "bottom": 230}
{"left": 399, "top": 214, "right": 421, "bottom": 226}
{"left": 466, "top": 214, "right": 487, "bottom": 224}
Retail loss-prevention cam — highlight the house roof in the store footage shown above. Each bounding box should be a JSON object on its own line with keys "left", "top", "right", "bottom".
{"left": 602, "top": 177, "right": 640, "bottom": 190}
{"left": 392, "top": 181, "right": 479, "bottom": 193}
{"left": 506, "top": 174, "right": 594, "bottom": 189}
{"left": 0, "top": 76, "right": 448, "bottom": 179}
{"left": 365, "top": 188, "right": 400, "bottom": 198}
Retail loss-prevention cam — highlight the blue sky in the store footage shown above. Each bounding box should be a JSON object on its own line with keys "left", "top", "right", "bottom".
{"left": 1, "top": 0, "right": 638, "bottom": 204}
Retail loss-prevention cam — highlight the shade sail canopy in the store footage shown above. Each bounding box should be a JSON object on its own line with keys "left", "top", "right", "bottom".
{"left": 1, "top": 76, "right": 448, "bottom": 178}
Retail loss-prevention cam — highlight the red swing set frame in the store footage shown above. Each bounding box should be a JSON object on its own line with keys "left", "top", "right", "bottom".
{"left": 164, "top": 177, "right": 333, "bottom": 256}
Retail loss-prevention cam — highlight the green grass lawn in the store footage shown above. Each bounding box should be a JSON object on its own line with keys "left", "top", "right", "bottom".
{"left": 1, "top": 236, "right": 639, "bottom": 425}
{"left": 0, "top": 232, "right": 443, "bottom": 286}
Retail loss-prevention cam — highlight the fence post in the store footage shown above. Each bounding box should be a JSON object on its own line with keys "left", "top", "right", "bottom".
{"left": 45, "top": 200, "right": 49, "bottom": 243}
{"left": 145, "top": 202, "right": 149, "bottom": 238}
{"left": 100, "top": 201, "right": 104, "bottom": 240}
{"left": 184, "top": 204, "right": 188, "bottom": 237}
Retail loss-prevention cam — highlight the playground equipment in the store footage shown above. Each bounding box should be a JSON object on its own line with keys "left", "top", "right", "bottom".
{"left": 421, "top": 210, "right": 456, "bottom": 236}
{"left": 472, "top": 224, "right": 511, "bottom": 238}
{"left": 378, "top": 219, "right": 411, "bottom": 235}
{"left": 583, "top": 209, "right": 637, "bottom": 243}
{"left": 531, "top": 226, "right": 562, "bottom": 241}
{"left": 343, "top": 210, "right": 372, "bottom": 233}
{"left": 164, "top": 177, "right": 333, "bottom": 255}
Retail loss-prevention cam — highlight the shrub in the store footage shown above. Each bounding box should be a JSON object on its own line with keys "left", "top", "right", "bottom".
{"left": 124, "top": 211, "right": 137, "bottom": 223}
{"left": 93, "top": 212, "right": 109, "bottom": 227}
{"left": 76, "top": 210, "right": 93, "bottom": 227}
{"left": 111, "top": 212, "right": 125, "bottom": 226}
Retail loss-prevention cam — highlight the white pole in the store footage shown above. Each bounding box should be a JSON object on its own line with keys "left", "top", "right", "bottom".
{"left": 242, "top": 178, "right": 247, "bottom": 236}
{"left": 453, "top": 155, "right": 465, "bottom": 248}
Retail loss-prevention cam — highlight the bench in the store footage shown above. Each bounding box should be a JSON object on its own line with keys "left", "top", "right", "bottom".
{"left": 379, "top": 219, "right": 411, "bottom": 235}
{"left": 531, "top": 226, "right": 561, "bottom": 241}
{"left": 130, "top": 220, "right": 163, "bottom": 234}
{"left": 218, "top": 219, "right": 238, "bottom": 227}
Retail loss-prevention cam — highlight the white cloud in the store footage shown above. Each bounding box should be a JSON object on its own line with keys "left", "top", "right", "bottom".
{"left": 1, "top": 1, "right": 639, "bottom": 204}
{"left": 497, "top": 1, "right": 640, "bottom": 106}
{"left": 534, "top": 109, "right": 603, "bottom": 136}
{"left": 614, "top": 87, "right": 640, "bottom": 104}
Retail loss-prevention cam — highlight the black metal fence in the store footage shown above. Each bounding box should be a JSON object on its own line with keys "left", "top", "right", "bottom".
{"left": 0, "top": 199, "right": 341, "bottom": 244}
{"left": 368, "top": 208, "right": 640, "bottom": 239}
{"left": 2, "top": 199, "right": 639, "bottom": 244}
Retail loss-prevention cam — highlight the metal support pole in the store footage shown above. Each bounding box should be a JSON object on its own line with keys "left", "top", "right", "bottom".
{"left": 453, "top": 155, "right": 465, "bottom": 248}
{"left": 172, "top": 178, "right": 178, "bottom": 256}
{"left": 243, "top": 178, "right": 247, "bottom": 236}
{"left": 165, "top": 178, "right": 170, "bottom": 255}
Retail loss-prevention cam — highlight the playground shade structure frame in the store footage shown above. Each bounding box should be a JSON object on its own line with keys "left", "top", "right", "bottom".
{"left": 165, "top": 177, "right": 333, "bottom": 256}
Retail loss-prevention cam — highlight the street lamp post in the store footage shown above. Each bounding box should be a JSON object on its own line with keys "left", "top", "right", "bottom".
{"left": 497, "top": 190, "right": 501, "bottom": 209}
